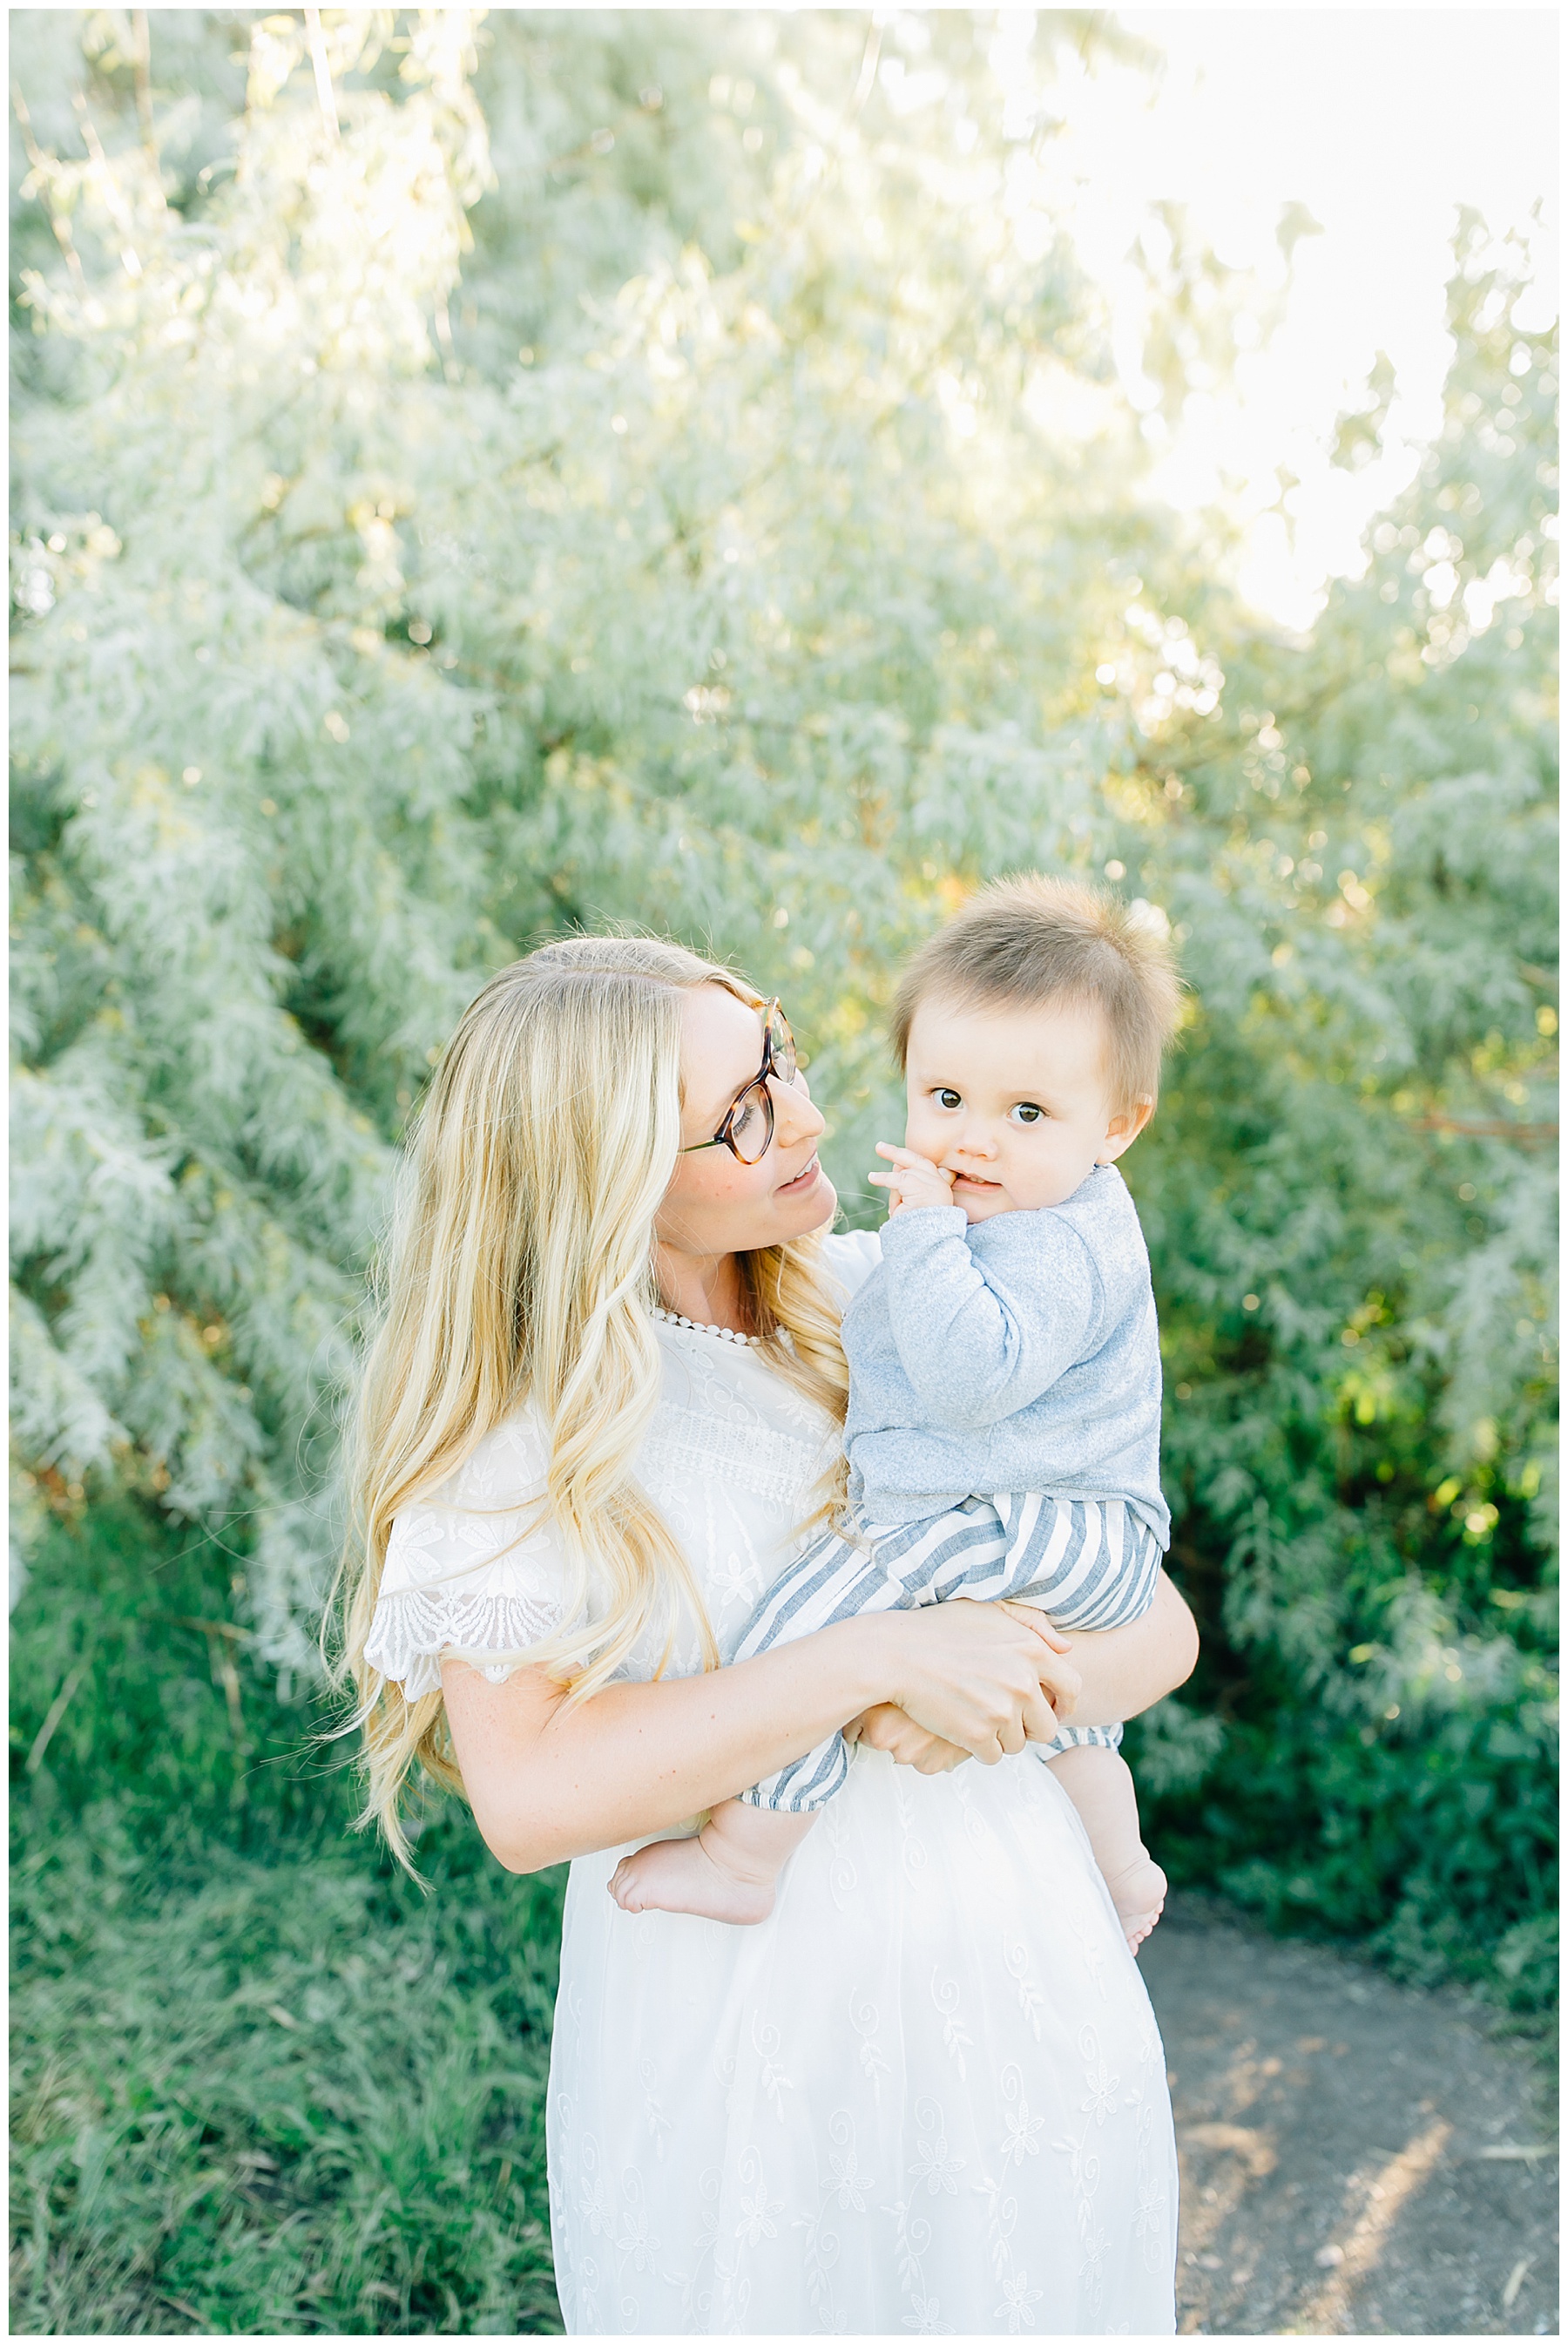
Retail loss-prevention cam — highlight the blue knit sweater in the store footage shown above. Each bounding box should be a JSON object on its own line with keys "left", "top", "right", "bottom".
{"left": 841, "top": 1163, "right": 1170, "bottom": 1546}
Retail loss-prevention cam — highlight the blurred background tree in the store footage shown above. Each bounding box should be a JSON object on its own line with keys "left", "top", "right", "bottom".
{"left": 10, "top": 10, "right": 1557, "bottom": 2331}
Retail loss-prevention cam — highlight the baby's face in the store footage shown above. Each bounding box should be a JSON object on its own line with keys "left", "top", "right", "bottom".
{"left": 903, "top": 993, "right": 1147, "bottom": 1223}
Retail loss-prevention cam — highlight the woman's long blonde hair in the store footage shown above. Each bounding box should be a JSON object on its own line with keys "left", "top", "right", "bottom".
{"left": 334, "top": 934, "right": 851, "bottom": 1865}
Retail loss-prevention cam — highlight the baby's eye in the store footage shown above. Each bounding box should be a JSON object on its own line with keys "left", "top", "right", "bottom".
{"left": 933, "top": 1087, "right": 963, "bottom": 1111}
{"left": 1010, "top": 1102, "right": 1045, "bottom": 1126}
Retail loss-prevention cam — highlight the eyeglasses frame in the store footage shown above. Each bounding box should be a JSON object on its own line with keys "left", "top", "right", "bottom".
{"left": 679, "top": 998, "right": 797, "bottom": 1164}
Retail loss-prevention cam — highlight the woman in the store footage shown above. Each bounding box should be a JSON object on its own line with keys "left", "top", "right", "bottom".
{"left": 342, "top": 936, "right": 1195, "bottom": 2334}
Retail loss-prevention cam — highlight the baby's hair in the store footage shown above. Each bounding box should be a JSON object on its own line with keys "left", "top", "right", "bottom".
{"left": 890, "top": 873, "right": 1182, "bottom": 1115}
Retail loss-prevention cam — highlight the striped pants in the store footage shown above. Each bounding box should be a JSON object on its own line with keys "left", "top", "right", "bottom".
{"left": 737, "top": 1493, "right": 1162, "bottom": 1814}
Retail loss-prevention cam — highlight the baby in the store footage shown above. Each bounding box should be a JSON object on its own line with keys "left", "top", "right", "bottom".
{"left": 611, "top": 874, "right": 1180, "bottom": 1949}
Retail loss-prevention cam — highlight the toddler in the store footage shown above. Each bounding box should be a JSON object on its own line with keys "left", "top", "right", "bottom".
{"left": 611, "top": 874, "right": 1180, "bottom": 1949}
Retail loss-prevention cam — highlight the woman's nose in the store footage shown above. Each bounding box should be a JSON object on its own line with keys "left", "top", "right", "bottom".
{"left": 772, "top": 1072, "right": 825, "bottom": 1143}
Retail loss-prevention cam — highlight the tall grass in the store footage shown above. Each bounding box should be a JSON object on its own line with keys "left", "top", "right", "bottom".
{"left": 10, "top": 1501, "right": 564, "bottom": 2335}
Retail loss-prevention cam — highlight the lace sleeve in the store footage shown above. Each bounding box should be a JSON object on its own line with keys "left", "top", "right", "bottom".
{"left": 362, "top": 1409, "right": 570, "bottom": 1697}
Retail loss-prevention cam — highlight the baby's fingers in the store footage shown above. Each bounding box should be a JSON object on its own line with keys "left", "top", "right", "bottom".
{"left": 1000, "top": 1600, "right": 1074, "bottom": 1655}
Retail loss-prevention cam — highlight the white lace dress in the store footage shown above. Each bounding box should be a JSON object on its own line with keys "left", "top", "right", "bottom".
{"left": 366, "top": 1233, "right": 1177, "bottom": 2336}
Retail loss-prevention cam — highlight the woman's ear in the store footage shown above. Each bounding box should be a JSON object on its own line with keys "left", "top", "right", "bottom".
{"left": 1096, "top": 1098, "right": 1154, "bottom": 1163}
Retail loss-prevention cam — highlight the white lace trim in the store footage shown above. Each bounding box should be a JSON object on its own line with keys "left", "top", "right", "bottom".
{"left": 363, "top": 1585, "right": 565, "bottom": 1697}
{"left": 638, "top": 1402, "right": 826, "bottom": 1508}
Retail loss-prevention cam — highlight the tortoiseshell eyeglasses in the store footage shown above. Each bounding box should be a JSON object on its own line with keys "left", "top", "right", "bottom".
{"left": 680, "top": 999, "right": 798, "bottom": 1165}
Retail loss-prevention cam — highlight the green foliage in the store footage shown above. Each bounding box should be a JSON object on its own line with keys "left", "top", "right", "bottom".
{"left": 1113, "top": 219, "right": 1559, "bottom": 1988}
{"left": 8, "top": 0, "right": 1558, "bottom": 2117}
{"left": 11, "top": 1500, "right": 564, "bottom": 2334}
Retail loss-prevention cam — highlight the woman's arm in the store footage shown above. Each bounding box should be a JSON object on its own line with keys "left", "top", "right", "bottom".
{"left": 1039, "top": 1569, "right": 1199, "bottom": 1728}
{"left": 443, "top": 1599, "right": 1081, "bottom": 1874}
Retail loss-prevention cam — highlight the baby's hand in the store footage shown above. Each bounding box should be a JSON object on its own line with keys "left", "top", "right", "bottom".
{"left": 845, "top": 1703, "right": 970, "bottom": 1773}
{"left": 868, "top": 1143, "right": 956, "bottom": 1217}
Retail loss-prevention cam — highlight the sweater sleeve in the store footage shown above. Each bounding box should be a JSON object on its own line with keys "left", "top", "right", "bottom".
{"left": 877, "top": 1204, "right": 1103, "bottom": 1431}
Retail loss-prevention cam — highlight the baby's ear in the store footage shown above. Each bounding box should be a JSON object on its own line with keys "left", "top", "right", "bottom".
{"left": 1098, "top": 1098, "right": 1154, "bottom": 1162}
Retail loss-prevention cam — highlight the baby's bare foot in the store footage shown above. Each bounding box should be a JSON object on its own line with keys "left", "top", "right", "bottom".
{"left": 608, "top": 1833, "right": 778, "bottom": 1925}
{"left": 1105, "top": 1853, "right": 1167, "bottom": 1954}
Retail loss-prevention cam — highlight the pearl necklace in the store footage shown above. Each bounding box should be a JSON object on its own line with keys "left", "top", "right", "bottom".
{"left": 652, "top": 1304, "right": 760, "bottom": 1347}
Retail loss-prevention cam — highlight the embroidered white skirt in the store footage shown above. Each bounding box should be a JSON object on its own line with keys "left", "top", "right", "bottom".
{"left": 546, "top": 1742, "right": 1177, "bottom": 2335}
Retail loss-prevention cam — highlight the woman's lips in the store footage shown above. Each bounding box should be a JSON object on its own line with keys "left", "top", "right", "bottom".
{"left": 777, "top": 1155, "right": 822, "bottom": 1196}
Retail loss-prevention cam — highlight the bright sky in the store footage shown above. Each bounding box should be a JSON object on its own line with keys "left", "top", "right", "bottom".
{"left": 1058, "top": 8, "right": 1558, "bottom": 626}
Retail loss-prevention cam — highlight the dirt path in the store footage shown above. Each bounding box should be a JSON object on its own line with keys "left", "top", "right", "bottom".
{"left": 1141, "top": 1897, "right": 1558, "bottom": 2337}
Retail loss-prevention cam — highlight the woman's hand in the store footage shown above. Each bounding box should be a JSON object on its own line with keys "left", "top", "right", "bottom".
{"left": 848, "top": 1606, "right": 1081, "bottom": 1772}
{"left": 875, "top": 1601, "right": 1083, "bottom": 1763}
{"left": 844, "top": 1703, "right": 970, "bottom": 1774}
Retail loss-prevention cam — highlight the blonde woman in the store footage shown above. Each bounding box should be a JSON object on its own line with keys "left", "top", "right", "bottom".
{"left": 341, "top": 936, "right": 1194, "bottom": 2335}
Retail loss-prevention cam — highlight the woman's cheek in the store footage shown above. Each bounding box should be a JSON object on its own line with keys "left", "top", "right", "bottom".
{"left": 803, "top": 1170, "right": 838, "bottom": 1228}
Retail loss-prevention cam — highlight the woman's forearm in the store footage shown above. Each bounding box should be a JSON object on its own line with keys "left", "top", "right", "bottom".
{"left": 446, "top": 1593, "right": 1072, "bottom": 1873}
{"left": 445, "top": 1621, "right": 889, "bottom": 1873}
{"left": 1050, "top": 1571, "right": 1198, "bottom": 1728}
